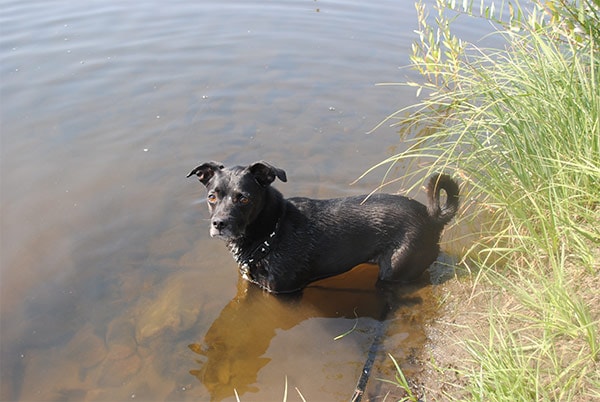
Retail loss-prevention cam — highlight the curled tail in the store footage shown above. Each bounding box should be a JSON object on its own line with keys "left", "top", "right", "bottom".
{"left": 426, "top": 173, "right": 460, "bottom": 226}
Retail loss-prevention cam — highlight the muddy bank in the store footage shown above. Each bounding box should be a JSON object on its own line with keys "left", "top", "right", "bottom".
{"left": 349, "top": 254, "right": 478, "bottom": 400}
{"left": 402, "top": 262, "right": 600, "bottom": 401}
{"left": 406, "top": 273, "right": 476, "bottom": 400}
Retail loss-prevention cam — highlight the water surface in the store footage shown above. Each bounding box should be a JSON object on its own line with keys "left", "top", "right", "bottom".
{"left": 1, "top": 0, "right": 495, "bottom": 400}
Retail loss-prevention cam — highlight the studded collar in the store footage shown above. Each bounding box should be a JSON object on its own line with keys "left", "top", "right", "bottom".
{"left": 237, "top": 206, "right": 285, "bottom": 276}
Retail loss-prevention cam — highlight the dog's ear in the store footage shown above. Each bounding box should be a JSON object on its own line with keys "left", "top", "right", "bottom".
{"left": 249, "top": 161, "right": 287, "bottom": 187}
{"left": 187, "top": 162, "right": 224, "bottom": 186}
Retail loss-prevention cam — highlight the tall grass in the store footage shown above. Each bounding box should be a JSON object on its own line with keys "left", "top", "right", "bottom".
{"left": 377, "top": 0, "right": 600, "bottom": 399}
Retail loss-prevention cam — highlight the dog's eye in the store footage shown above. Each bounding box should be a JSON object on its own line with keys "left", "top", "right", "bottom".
{"left": 238, "top": 195, "right": 250, "bottom": 205}
{"left": 207, "top": 193, "right": 217, "bottom": 204}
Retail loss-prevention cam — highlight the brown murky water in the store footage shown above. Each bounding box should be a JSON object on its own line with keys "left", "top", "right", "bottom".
{"left": 1, "top": 0, "right": 494, "bottom": 400}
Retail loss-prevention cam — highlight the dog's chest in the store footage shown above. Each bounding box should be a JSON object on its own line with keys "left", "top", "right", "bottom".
{"left": 229, "top": 240, "right": 276, "bottom": 286}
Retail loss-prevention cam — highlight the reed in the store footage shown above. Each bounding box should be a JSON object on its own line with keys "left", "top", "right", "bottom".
{"left": 378, "top": 0, "right": 600, "bottom": 399}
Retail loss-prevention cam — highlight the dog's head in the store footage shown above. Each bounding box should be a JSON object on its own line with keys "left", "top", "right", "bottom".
{"left": 187, "top": 161, "right": 287, "bottom": 240}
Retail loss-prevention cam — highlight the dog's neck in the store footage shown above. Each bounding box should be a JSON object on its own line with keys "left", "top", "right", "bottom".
{"left": 228, "top": 188, "right": 286, "bottom": 269}
{"left": 234, "top": 215, "right": 282, "bottom": 271}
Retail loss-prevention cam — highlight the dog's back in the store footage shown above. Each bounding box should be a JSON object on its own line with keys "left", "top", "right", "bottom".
{"left": 287, "top": 182, "right": 458, "bottom": 284}
{"left": 286, "top": 193, "right": 432, "bottom": 280}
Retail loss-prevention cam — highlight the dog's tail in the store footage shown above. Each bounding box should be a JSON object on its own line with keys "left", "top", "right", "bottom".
{"left": 426, "top": 173, "right": 460, "bottom": 227}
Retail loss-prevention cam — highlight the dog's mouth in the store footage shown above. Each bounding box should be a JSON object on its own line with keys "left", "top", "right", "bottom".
{"left": 210, "top": 227, "right": 229, "bottom": 239}
{"left": 210, "top": 226, "right": 242, "bottom": 240}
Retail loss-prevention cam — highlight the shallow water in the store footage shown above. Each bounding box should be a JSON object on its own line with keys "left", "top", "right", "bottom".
{"left": 1, "top": 0, "right": 495, "bottom": 400}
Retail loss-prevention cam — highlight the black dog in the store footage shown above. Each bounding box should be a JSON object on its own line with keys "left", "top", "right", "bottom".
{"left": 188, "top": 161, "right": 459, "bottom": 293}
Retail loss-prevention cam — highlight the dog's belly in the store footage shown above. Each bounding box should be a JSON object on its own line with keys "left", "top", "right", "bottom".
{"left": 309, "top": 231, "right": 387, "bottom": 274}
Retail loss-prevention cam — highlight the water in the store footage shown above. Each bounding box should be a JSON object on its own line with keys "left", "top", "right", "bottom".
{"left": 1, "top": 0, "right": 496, "bottom": 400}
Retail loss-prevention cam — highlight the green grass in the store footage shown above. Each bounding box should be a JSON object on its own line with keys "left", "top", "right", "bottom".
{"left": 378, "top": 354, "right": 420, "bottom": 402}
{"left": 379, "top": 0, "right": 600, "bottom": 400}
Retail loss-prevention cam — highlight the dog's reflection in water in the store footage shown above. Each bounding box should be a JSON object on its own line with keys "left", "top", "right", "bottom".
{"left": 188, "top": 264, "right": 427, "bottom": 401}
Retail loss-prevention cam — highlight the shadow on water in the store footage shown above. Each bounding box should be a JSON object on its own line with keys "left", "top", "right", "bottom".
{"left": 188, "top": 258, "right": 456, "bottom": 401}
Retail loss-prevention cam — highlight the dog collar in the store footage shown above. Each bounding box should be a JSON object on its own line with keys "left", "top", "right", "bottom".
{"left": 238, "top": 214, "right": 283, "bottom": 277}
{"left": 246, "top": 228, "right": 277, "bottom": 265}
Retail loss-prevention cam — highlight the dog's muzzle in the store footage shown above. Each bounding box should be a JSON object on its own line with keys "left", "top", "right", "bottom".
{"left": 209, "top": 217, "right": 240, "bottom": 239}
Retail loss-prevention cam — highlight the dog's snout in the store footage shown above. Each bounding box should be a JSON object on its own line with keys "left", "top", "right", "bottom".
{"left": 212, "top": 219, "right": 227, "bottom": 230}
{"left": 210, "top": 216, "right": 238, "bottom": 239}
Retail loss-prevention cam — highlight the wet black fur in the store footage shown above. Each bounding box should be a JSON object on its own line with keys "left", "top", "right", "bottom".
{"left": 188, "top": 161, "right": 459, "bottom": 293}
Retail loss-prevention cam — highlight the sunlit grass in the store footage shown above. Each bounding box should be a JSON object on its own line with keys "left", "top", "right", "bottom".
{"left": 380, "top": 0, "right": 600, "bottom": 400}
{"left": 378, "top": 354, "right": 420, "bottom": 402}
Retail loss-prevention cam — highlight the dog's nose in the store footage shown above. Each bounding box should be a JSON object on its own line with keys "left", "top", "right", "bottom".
{"left": 212, "top": 219, "right": 227, "bottom": 231}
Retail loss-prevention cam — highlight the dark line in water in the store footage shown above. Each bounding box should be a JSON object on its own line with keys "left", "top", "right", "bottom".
{"left": 351, "top": 303, "right": 390, "bottom": 402}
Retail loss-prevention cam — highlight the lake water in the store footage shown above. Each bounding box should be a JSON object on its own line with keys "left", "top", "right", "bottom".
{"left": 1, "top": 0, "right": 497, "bottom": 400}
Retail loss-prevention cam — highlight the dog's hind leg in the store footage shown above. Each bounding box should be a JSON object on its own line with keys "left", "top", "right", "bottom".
{"left": 376, "top": 250, "right": 395, "bottom": 282}
{"left": 378, "top": 241, "right": 439, "bottom": 283}
{"left": 376, "top": 244, "right": 411, "bottom": 282}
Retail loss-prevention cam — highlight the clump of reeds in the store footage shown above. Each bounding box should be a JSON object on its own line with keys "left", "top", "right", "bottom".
{"left": 377, "top": 0, "right": 600, "bottom": 399}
